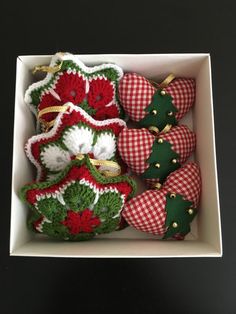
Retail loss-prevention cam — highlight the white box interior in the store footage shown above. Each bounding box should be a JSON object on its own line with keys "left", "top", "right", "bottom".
{"left": 10, "top": 54, "right": 222, "bottom": 257}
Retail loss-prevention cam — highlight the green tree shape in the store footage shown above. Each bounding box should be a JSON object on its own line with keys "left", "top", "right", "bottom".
{"left": 139, "top": 90, "right": 178, "bottom": 131}
{"left": 141, "top": 139, "right": 180, "bottom": 182}
{"left": 163, "top": 193, "right": 197, "bottom": 239}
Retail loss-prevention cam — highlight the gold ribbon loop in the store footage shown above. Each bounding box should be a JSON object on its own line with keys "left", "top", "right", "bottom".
{"left": 149, "top": 124, "right": 172, "bottom": 136}
{"left": 32, "top": 61, "right": 63, "bottom": 74}
{"left": 38, "top": 105, "right": 69, "bottom": 131}
{"left": 76, "top": 154, "right": 121, "bottom": 178}
{"left": 159, "top": 73, "right": 175, "bottom": 89}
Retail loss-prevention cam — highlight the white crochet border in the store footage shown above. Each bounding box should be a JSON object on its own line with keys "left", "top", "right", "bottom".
{"left": 25, "top": 102, "right": 126, "bottom": 181}
{"left": 24, "top": 52, "right": 124, "bottom": 116}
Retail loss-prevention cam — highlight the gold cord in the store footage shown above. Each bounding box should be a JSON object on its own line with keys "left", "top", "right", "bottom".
{"left": 32, "top": 61, "right": 63, "bottom": 74}
{"left": 75, "top": 154, "right": 121, "bottom": 177}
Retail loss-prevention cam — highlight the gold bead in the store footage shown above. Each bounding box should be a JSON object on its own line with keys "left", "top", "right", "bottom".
{"left": 188, "top": 208, "right": 194, "bottom": 215}
{"left": 170, "top": 193, "right": 176, "bottom": 199}
{"left": 172, "top": 158, "right": 177, "bottom": 164}
{"left": 151, "top": 109, "right": 157, "bottom": 115}
{"left": 155, "top": 163, "right": 161, "bottom": 168}
{"left": 160, "top": 90, "right": 166, "bottom": 95}
{"left": 158, "top": 138, "right": 163, "bottom": 144}
{"left": 168, "top": 111, "right": 173, "bottom": 116}
{"left": 172, "top": 222, "right": 178, "bottom": 228}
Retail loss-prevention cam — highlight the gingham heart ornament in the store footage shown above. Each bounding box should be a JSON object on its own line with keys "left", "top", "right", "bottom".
{"left": 119, "top": 72, "right": 195, "bottom": 130}
{"left": 118, "top": 125, "right": 196, "bottom": 183}
{"left": 122, "top": 162, "right": 201, "bottom": 239}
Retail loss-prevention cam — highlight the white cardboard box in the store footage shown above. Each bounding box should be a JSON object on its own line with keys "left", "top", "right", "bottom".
{"left": 10, "top": 54, "right": 222, "bottom": 257}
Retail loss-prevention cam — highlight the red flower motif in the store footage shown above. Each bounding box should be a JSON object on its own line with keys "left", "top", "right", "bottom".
{"left": 94, "top": 104, "right": 119, "bottom": 120}
{"left": 61, "top": 209, "right": 101, "bottom": 234}
{"left": 87, "top": 78, "right": 114, "bottom": 109}
{"left": 55, "top": 72, "right": 86, "bottom": 105}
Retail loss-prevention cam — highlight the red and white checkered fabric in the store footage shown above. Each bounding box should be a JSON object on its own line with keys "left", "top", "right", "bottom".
{"left": 118, "top": 128, "right": 154, "bottom": 175}
{"left": 160, "top": 125, "right": 196, "bottom": 164}
{"left": 122, "top": 162, "right": 201, "bottom": 235}
{"left": 165, "top": 78, "right": 195, "bottom": 121}
{"left": 163, "top": 162, "right": 201, "bottom": 207}
{"left": 119, "top": 73, "right": 195, "bottom": 122}
{"left": 119, "top": 73, "right": 155, "bottom": 121}
{"left": 122, "top": 189, "right": 167, "bottom": 235}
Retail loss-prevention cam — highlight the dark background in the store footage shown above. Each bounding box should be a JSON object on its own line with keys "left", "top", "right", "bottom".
{"left": 1, "top": 0, "right": 235, "bottom": 313}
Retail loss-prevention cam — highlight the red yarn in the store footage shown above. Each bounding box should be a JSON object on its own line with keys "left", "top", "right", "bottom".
{"left": 62, "top": 209, "right": 101, "bottom": 234}
{"left": 55, "top": 72, "right": 86, "bottom": 105}
{"left": 94, "top": 104, "right": 119, "bottom": 120}
{"left": 33, "top": 216, "right": 44, "bottom": 231}
{"left": 38, "top": 93, "right": 62, "bottom": 122}
{"left": 87, "top": 78, "right": 114, "bottom": 109}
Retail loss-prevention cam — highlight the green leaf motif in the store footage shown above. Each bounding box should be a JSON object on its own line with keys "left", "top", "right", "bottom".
{"left": 139, "top": 90, "right": 178, "bottom": 131}
{"left": 163, "top": 193, "right": 197, "bottom": 239}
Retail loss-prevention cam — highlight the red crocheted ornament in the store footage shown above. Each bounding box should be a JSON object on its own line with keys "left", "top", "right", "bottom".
{"left": 38, "top": 93, "right": 62, "bottom": 122}
{"left": 62, "top": 209, "right": 101, "bottom": 234}
{"left": 87, "top": 78, "right": 114, "bottom": 109}
{"left": 94, "top": 104, "right": 119, "bottom": 120}
{"left": 55, "top": 72, "right": 86, "bottom": 105}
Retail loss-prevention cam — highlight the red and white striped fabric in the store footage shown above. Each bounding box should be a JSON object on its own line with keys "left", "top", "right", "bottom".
{"left": 122, "top": 162, "right": 201, "bottom": 236}
{"left": 119, "top": 73, "right": 195, "bottom": 122}
{"left": 118, "top": 125, "right": 196, "bottom": 176}
{"left": 163, "top": 162, "right": 201, "bottom": 208}
{"left": 118, "top": 128, "right": 154, "bottom": 175}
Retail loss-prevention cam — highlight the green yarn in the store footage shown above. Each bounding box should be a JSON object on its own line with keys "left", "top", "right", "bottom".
{"left": 141, "top": 139, "right": 180, "bottom": 183}
{"left": 95, "top": 217, "right": 120, "bottom": 234}
{"left": 93, "top": 192, "right": 123, "bottom": 220}
{"left": 63, "top": 182, "right": 96, "bottom": 212}
{"left": 139, "top": 89, "right": 178, "bottom": 131}
{"left": 163, "top": 193, "right": 197, "bottom": 239}
{"left": 37, "top": 198, "right": 67, "bottom": 221}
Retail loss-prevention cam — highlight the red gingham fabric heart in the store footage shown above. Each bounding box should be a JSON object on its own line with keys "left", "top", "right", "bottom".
{"left": 163, "top": 162, "right": 201, "bottom": 207}
{"left": 118, "top": 125, "right": 196, "bottom": 176}
{"left": 122, "top": 162, "right": 201, "bottom": 236}
{"left": 119, "top": 73, "right": 155, "bottom": 121}
{"left": 119, "top": 73, "right": 195, "bottom": 122}
{"left": 118, "top": 128, "right": 155, "bottom": 175}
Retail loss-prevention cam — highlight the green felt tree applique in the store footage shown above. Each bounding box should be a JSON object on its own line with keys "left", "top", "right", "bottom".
{"left": 139, "top": 89, "right": 178, "bottom": 131}
{"left": 141, "top": 138, "right": 180, "bottom": 183}
{"left": 163, "top": 193, "right": 197, "bottom": 239}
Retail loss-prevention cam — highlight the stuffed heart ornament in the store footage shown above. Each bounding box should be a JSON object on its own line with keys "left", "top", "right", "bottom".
{"left": 119, "top": 73, "right": 195, "bottom": 131}
{"left": 122, "top": 162, "right": 201, "bottom": 239}
{"left": 118, "top": 125, "right": 196, "bottom": 183}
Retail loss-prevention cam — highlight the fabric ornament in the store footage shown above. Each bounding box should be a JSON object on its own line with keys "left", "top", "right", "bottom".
{"left": 25, "top": 52, "right": 124, "bottom": 130}
{"left": 25, "top": 103, "right": 126, "bottom": 181}
{"left": 20, "top": 156, "right": 136, "bottom": 241}
{"left": 119, "top": 72, "right": 195, "bottom": 131}
{"left": 122, "top": 162, "right": 201, "bottom": 239}
{"left": 118, "top": 125, "right": 196, "bottom": 184}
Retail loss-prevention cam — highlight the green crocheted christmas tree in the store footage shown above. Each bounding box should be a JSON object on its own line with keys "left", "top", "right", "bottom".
{"left": 139, "top": 90, "right": 178, "bottom": 131}
{"left": 141, "top": 138, "right": 180, "bottom": 183}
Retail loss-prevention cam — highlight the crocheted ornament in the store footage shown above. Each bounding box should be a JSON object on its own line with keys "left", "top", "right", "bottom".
{"left": 119, "top": 73, "right": 195, "bottom": 131}
{"left": 122, "top": 162, "right": 201, "bottom": 239}
{"left": 25, "top": 52, "right": 124, "bottom": 129}
{"left": 118, "top": 125, "right": 196, "bottom": 184}
{"left": 20, "top": 156, "right": 136, "bottom": 241}
{"left": 25, "top": 103, "right": 126, "bottom": 181}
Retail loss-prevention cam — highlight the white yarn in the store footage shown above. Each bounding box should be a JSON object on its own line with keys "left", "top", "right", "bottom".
{"left": 41, "top": 144, "right": 71, "bottom": 171}
{"left": 62, "top": 126, "right": 94, "bottom": 155}
{"left": 93, "top": 133, "right": 116, "bottom": 160}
